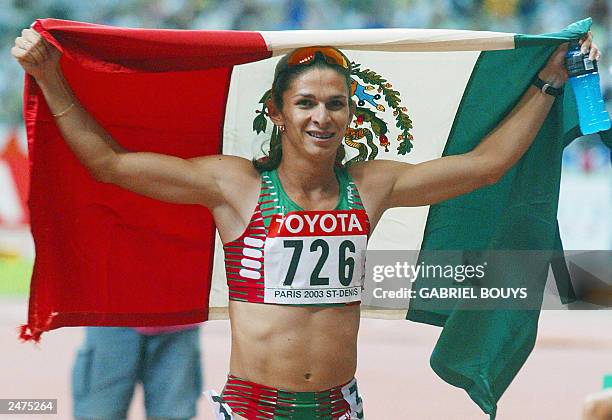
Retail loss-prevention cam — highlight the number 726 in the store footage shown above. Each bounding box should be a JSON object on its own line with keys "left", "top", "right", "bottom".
{"left": 282, "top": 239, "right": 356, "bottom": 287}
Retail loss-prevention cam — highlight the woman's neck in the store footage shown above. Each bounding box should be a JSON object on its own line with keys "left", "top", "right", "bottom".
{"left": 276, "top": 156, "right": 337, "bottom": 196}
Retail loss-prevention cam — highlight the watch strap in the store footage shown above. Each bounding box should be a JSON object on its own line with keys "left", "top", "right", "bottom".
{"left": 532, "top": 76, "right": 564, "bottom": 97}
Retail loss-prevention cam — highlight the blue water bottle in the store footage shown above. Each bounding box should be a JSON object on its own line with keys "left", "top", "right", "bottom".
{"left": 565, "top": 40, "right": 611, "bottom": 135}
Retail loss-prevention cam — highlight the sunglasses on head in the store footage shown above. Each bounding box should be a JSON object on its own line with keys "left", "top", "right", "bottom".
{"left": 285, "top": 46, "right": 350, "bottom": 70}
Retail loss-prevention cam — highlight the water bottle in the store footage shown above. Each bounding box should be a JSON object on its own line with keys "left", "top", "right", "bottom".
{"left": 565, "top": 40, "right": 611, "bottom": 135}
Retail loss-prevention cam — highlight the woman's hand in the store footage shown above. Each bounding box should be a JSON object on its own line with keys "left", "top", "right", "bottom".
{"left": 11, "top": 27, "right": 61, "bottom": 82}
{"left": 538, "top": 31, "right": 601, "bottom": 88}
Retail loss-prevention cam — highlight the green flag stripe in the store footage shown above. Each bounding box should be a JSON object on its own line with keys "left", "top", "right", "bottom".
{"left": 407, "top": 18, "right": 592, "bottom": 419}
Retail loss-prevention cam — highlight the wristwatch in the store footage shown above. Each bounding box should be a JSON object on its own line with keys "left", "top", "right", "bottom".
{"left": 532, "top": 76, "right": 564, "bottom": 97}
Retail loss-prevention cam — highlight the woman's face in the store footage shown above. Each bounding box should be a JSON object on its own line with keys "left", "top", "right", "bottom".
{"left": 274, "top": 67, "right": 353, "bottom": 162}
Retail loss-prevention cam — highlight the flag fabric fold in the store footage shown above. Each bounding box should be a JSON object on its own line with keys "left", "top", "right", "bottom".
{"left": 21, "top": 16, "right": 606, "bottom": 418}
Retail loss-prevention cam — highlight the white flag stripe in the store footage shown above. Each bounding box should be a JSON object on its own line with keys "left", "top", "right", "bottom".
{"left": 347, "top": 50, "right": 477, "bottom": 251}
{"left": 210, "top": 232, "right": 230, "bottom": 309}
{"left": 260, "top": 29, "right": 515, "bottom": 55}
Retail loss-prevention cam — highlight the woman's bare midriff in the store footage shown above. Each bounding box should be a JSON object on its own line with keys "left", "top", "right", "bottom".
{"left": 228, "top": 299, "right": 360, "bottom": 392}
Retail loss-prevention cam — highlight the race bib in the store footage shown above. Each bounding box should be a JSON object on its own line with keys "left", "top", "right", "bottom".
{"left": 263, "top": 210, "right": 368, "bottom": 304}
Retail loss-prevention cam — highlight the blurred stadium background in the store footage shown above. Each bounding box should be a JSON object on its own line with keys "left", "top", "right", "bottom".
{"left": 0, "top": 1, "right": 610, "bottom": 419}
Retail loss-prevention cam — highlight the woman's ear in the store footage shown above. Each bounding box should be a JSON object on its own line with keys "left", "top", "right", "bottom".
{"left": 266, "top": 98, "right": 284, "bottom": 127}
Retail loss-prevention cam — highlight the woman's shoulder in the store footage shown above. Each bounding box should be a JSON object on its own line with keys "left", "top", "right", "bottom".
{"left": 347, "top": 159, "right": 401, "bottom": 183}
{"left": 190, "top": 155, "right": 261, "bottom": 203}
{"left": 346, "top": 160, "right": 405, "bottom": 214}
{"left": 193, "top": 154, "right": 260, "bottom": 180}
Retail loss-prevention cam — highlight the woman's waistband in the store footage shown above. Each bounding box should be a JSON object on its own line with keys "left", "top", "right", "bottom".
{"left": 225, "top": 374, "right": 355, "bottom": 394}
{"left": 221, "top": 374, "right": 359, "bottom": 419}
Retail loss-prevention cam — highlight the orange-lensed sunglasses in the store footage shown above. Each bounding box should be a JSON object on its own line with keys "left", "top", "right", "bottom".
{"left": 285, "top": 46, "right": 350, "bottom": 70}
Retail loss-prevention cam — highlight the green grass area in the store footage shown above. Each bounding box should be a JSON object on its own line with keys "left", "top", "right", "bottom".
{"left": 0, "top": 257, "right": 32, "bottom": 296}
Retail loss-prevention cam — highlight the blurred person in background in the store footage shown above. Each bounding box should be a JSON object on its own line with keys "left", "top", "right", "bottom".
{"left": 583, "top": 390, "right": 612, "bottom": 420}
{"left": 72, "top": 325, "right": 202, "bottom": 420}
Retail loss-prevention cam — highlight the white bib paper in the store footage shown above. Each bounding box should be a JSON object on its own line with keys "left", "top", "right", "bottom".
{"left": 263, "top": 210, "right": 368, "bottom": 305}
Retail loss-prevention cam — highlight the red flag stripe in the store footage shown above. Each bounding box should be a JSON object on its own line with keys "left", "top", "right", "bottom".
{"left": 22, "top": 19, "right": 270, "bottom": 338}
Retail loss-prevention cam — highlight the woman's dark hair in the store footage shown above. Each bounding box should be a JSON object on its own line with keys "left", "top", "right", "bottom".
{"left": 252, "top": 48, "right": 352, "bottom": 172}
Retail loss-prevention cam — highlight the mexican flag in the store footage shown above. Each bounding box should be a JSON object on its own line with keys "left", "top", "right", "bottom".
{"left": 22, "top": 17, "right": 607, "bottom": 418}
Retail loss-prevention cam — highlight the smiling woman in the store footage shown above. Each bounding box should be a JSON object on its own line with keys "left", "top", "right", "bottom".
{"left": 254, "top": 48, "right": 354, "bottom": 173}
{"left": 11, "top": 24, "right": 599, "bottom": 419}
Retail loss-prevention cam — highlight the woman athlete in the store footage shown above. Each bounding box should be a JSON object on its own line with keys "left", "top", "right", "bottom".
{"left": 12, "top": 27, "right": 599, "bottom": 419}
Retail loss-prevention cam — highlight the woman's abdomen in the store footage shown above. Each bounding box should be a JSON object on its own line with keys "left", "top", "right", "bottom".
{"left": 228, "top": 300, "right": 360, "bottom": 391}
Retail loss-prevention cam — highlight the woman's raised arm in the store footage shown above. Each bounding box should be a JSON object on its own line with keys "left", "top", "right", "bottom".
{"left": 11, "top": 28, "right": 255, "bottom": 208}
{"left": 356, "top": 33, "right": 600, "bottom": 210}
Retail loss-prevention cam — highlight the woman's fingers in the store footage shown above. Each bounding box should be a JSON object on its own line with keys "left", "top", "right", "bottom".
{"left": 10, "top": 45, "right": 28, "bottom": 61}
{"left": 27, "top": 43, "right": 44, "bottom": 65}
{"left": 12, "top": 28, "right": 54, "bottom": 68}
{"left": 39, "top": 33, "right": 53, "bottom": 57}
{"left": 22, "top": 27, "right": 41, "bottom": 44}
{"left": 578, "top": 31, "right": 592, "bottom": 49}
{"left": 589, "top": 43, "right": 600, "bottom": 61}
{"left": 15, "top": 37, "right": 30, "bottom": 50}
{"left": 12, "top": 37, "right": 33, "bottom": 63}
{"left": 12, "top": 26, "right": 62, "bottom": 80}
{"left": 578, "top": 31, "right": 601, "bottom": 61}
{"left": 22, "top": 28, "right": 48, "bottom": 64}
{"left": 13, "top": 36, "right": 36, "bottom": 64}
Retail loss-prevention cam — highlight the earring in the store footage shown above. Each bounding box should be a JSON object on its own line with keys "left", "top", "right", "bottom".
{"left": 278, "top": 125, "right": 286, "bottom": 132}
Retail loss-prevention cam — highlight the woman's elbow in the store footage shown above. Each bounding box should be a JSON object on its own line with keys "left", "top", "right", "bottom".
{"left": 471, "top": 155, "right": 505, "bottom": 186}
{"left": 90, "top": 168, "right": 113, "bottom": 183}
{"left": 483, "top": 168, "right": 504, "bottom": 186}
{"left": 88, "top": 157, "right": 118, "bottom": 184}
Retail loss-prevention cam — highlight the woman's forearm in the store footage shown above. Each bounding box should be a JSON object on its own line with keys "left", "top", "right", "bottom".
{"left": 469, "top": 42, "right": 574, "bottom": 183}
{"left": 35, "top": 68, "right": 126, "bottom": 179}
{"left": 471, "top": 84, "right": 555, "bottom": 182}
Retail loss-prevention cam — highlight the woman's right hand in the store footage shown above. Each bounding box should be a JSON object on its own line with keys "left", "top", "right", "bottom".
{"left": 11, "top": 27, "right": 61, "bottom": 82}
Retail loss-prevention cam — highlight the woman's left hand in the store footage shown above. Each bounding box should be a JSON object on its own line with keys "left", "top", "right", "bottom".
{"left": 538, "top": 31, "right": 601, "bottom": 88}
